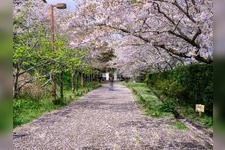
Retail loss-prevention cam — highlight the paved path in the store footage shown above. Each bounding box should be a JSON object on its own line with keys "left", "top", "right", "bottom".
{"left": 14, "top": 83, "right": 209, "bottom": 150}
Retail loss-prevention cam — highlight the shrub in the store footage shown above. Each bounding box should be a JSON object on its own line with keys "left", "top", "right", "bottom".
{"left": 160, "top": 98, "right": 176, "bottom": 113}
{"left": 155, "top": 79, "right": 184, "bottom": 98}
{"left": 144, "top": 64, "right": 213, "bottom": 116}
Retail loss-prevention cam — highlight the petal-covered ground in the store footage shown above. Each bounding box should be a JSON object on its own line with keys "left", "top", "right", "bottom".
{"left": 13, "top": 83, "right": 210, "bottom": 150}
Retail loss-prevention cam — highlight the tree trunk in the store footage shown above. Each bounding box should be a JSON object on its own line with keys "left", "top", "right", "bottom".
{"left": 71, "top": 71, "right": 75, "bottom": 92}
{"left": 75, "top": 72, "right": 79, "bottom": 90}
{"left": 60, "top": 70, "right": 64, "bottom": 100}
{"left": 13, "top": 63, "right": 21, "bottom": 99}
{"left": 85, "top": 74, "right": 88, "bottom": 86}
{"left": 81, "top": 72, "right": 84, "bottom": 87}
{"left": 13, "top": 71, "right": 19, "bottom": 99}
{"left": 97, "top": 73, "right": 99, "bottom": 82}
{"left": 92, "top": 74, "right": 94, "bottom": 82}
{"left": 85, "top": 73, "right": 87, "bottom": 86}
{"left": 51, "top": 70, "right": 57, "bottom": 104}
{"left": 90, "top": 73, "right": 92, "bottom": 82}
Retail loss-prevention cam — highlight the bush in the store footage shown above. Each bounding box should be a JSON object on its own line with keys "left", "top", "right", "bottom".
{"left": 156, "top": 79, "right": 184, "bottom": 98}
{"left": 145, "top": 64, "right": 213, "bottom": 116}
{"left": 202, "top": 116, "right": 213, "bottom": 127}
{"left": 160, "top": 98, "right": 176, "bottom": 113}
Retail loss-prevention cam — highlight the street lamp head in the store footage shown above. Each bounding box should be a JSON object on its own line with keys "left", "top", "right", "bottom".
{"left": 55, "top": 3, "right": 67, "bottom": 9}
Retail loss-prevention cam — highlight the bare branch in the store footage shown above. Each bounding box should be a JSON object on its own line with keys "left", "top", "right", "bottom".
{"left": 97, "top": 23, "right": 151, "bottom": 43}
{"left": 17, "top": 74, "right": 50, "bottom": 91}
{"left": 168, "top": 30, "right": 200, "bottom": 48}
{"left": 192, "top": 27, "right": 202, "bottom": 42}
{"left": 152, "top": 2, "right": 176, "bottom": 25}
{"left": 173, "top": 14, "right": 185, "bottom": 32}
{"left": 154, "top": 44, "right": 190, "bottom": 58}
{"left": 172, "top": 0, "right": 196, "bottom": 23}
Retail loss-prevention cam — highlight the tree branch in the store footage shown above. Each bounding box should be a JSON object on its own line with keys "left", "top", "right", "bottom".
{"left": 168, "top": 30, "right": 200, "bottom": 48}
{"left": 154, "top": 44, "right": 213, "bottom": 64}
{"left": 97, "top": 23, "right": 151, "bottom": 43}
{"left": 192, "top": 27, "right": 202, "bottom": 42}
{"left": 154, "top": 44, "right": 190, "bottom": 58}
{"left": 18, "top": 61, "right": 51, "bottom": 76}
{"left": 17, "top": 74, "right": 50, "bottom": 91}
{"left": 152, "top": 2, "right": 176, "bottom": 25}
{"left": 172, "top": 0, "right": 196, "bottom": 23}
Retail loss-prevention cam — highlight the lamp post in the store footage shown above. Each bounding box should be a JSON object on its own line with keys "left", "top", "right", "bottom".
{"left": 49, "top": 3, "right": 67, "bottom": 104}
{"left": 50, "top": 3, "right": 67, "bottom": 50}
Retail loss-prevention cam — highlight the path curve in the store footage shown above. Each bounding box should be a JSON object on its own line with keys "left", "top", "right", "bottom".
{"left": 14, "top": 83, "right": 210, "bottom": 150}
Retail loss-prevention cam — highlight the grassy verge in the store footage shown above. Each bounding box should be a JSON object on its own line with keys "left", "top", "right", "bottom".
{"left": 171, "top": 121, "right": 188, "bottom": 130}
{"left": 149, "top": 86, "right": 213, "bottom": 129}
{"left": 124, "top": 82, "right": 174, "bottom": 118}
{"left": 123, "top": 82, "right": 188, "bottom": 130}
{"left": 176, "top": 105, "right": 213, "bottom": 129}
{"left": 13, "top": 82, "right": 101, "bottom": 128}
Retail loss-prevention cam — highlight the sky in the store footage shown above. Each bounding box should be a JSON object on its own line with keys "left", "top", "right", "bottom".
{"left": 46, "top": 0, "right": 78, "bottom": 10}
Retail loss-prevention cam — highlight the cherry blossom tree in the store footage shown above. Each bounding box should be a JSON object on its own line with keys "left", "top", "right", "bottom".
{"left": 14, "top": 0, "right": 213, "bottom": 80}
{"left": 13, "top": 0, "right": 92, "bottom": 100}
{"left": 62, "top": 0, "right": 212, "bottom": 78}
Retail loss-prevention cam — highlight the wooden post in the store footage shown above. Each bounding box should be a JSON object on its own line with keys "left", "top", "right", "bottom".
{"left": 50, "top": 5, "right": 57, "bottom": 104}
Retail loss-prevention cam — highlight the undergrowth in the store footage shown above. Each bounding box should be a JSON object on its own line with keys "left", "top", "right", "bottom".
{"left": 13, "top": 82, "right": 101, "bottom": 128}
{"left": 125, "top": 82, "right": 173, "bottom": 118}
{"left": 172, "top": 121, "right": 188, "bottom": 130}
{"left": 124, "top": 82, "right": 212, "bottom": 129}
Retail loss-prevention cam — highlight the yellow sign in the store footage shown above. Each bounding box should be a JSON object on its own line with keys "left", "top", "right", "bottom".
{"left": 195, "top": 104, "right": 205, "bottom": 113}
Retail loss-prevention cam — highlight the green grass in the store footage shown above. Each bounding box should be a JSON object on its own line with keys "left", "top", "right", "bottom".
{"left": 13, "top": 82, "right": 101, "bottom": 128}
{"left": 176, "top": 105, "right": 213, "bottom": 129}
{"left": 124, "top": 82, "right": 173, "bottom": 118}
{"left": 124, "top": 82, "right": 212, "bottom": 130}
{"left": 172, "top": 121, "right": 188, "bottom": 130}
{"left": 149, "top": 85, "right": 213, "bottom": 129}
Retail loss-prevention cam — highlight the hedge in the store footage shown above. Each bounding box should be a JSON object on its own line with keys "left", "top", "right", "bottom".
{"left": 145, "top": 64, "right": 213, "bottom": 116}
